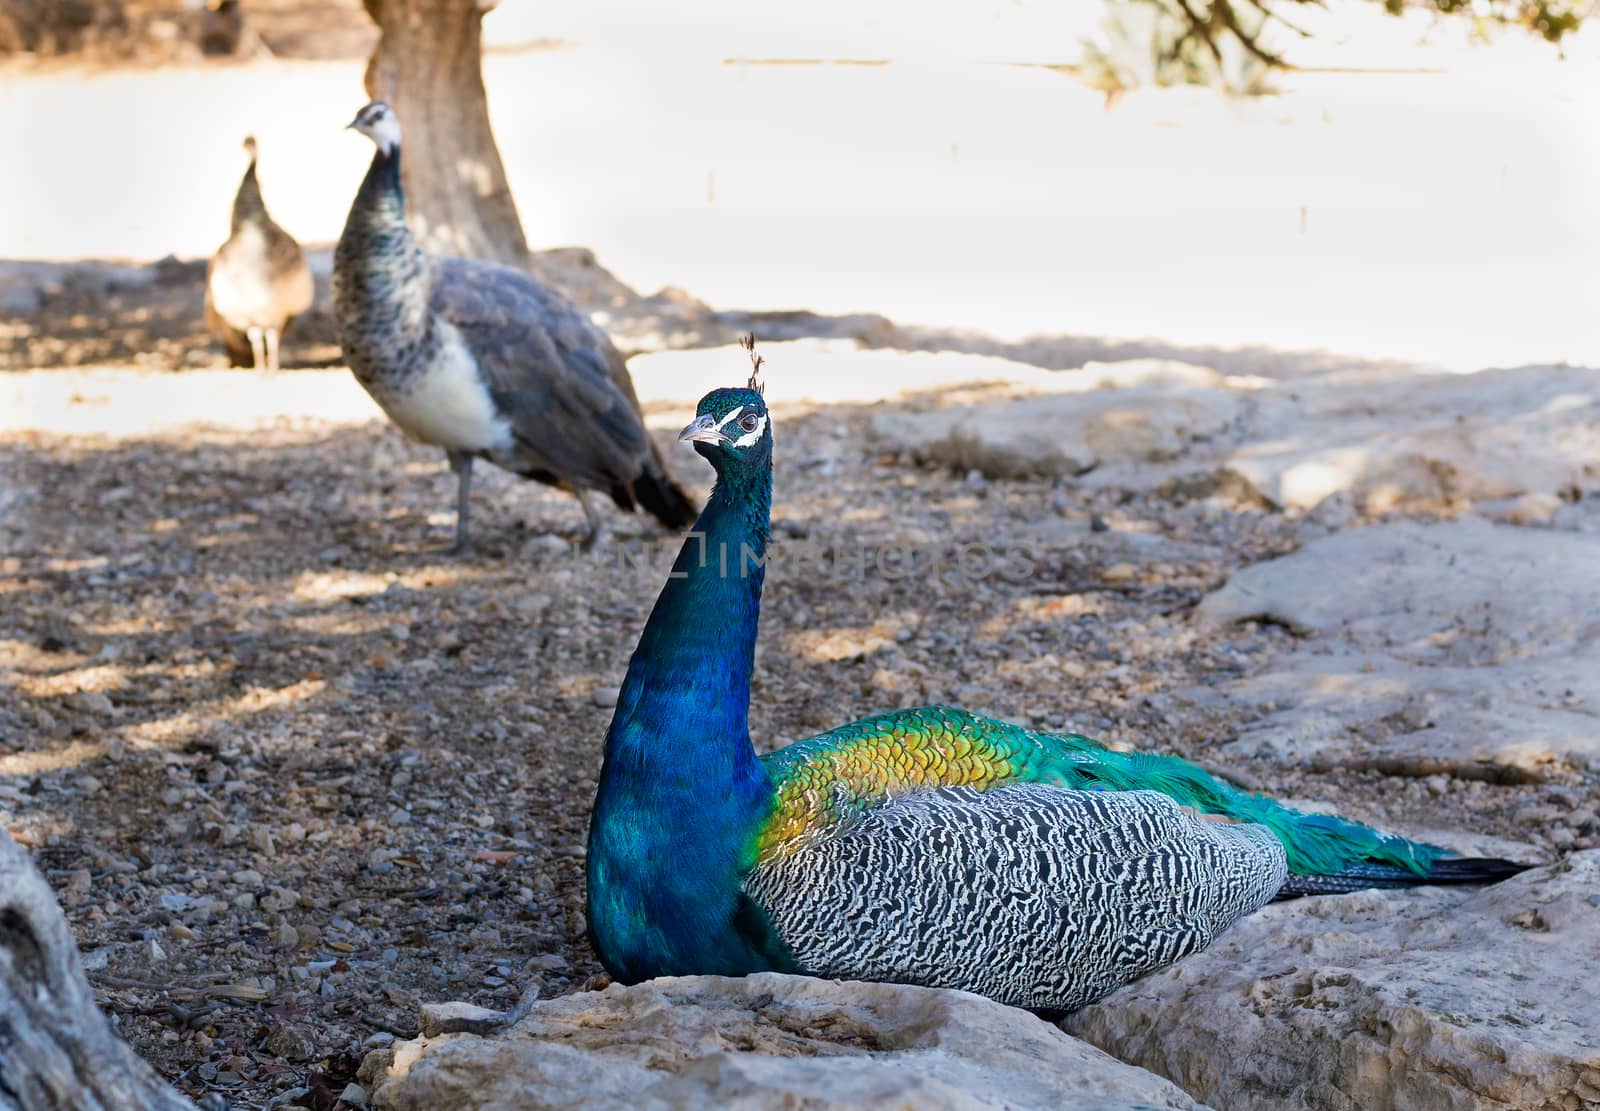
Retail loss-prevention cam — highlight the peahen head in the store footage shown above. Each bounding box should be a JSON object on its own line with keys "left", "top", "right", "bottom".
{"left": 347, "top": 100, "right": 401, "bottom": 156}
{"left": 679, "top": 387, "right": 771, "bottom": 478}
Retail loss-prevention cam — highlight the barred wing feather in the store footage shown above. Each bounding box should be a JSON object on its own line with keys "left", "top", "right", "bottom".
{"left": 744, "top": 785, "right": 1287, "bottom": 1013}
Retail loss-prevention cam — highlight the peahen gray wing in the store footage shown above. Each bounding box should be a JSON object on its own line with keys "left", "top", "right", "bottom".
{"left": 430, "top": 256, "right": 651, "bottom": 487}
{"left": 743, "top": 785, "right": 1287, "bottom": 1013}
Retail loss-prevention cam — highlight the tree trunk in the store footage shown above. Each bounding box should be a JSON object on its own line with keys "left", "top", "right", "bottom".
{"left": 0, "top": 830, "right": 194, "bottom": 1111}
{"left": 361, "top": 0, "right": 531, "bottom": 269}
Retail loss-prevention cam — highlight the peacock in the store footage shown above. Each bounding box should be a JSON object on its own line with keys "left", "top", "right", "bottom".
{"left": 585, "top": 341, "right": 1530, "bottom": 1014}
{"left": 333, "top": 101, "right": 695, "bottom": 551}
{"left": 205, "top": 135, "right": 314, "bottom": 374}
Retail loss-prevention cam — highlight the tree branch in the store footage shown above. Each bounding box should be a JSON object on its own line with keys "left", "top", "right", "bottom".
{"left": 1169, "top": 0, "right": 1228, "bottom": 66}
{"left": 1242, "top": 0, "right": 1315, "bottom": 38}
{"left": 1216, "top": 1, "right": 1291, "bottom": 66}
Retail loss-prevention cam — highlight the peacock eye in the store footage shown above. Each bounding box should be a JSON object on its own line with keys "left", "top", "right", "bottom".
{"left": 739, "top": 414, "right": 759, "bottom": 433}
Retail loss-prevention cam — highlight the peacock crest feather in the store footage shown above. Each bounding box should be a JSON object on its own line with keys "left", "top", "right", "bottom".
{"left": 740, "top": 332, "right": 766, "bottom": 395}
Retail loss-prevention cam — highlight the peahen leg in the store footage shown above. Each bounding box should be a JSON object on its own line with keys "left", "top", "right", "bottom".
{"left": 246, "top": 326, "right": 266, "bottom": 373}
{"left": 447, "top": 451, "right": 473, "bottom": 552}
{"left": 576, "top": 490, "right": 604, "bottom": 552}
{"left": 264, "top": 327, "right": 281, "bottom": 375}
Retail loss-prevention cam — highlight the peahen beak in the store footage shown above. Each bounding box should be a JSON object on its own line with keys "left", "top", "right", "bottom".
{"left": 679, "top": 414, "right": 730, "bottom": 445}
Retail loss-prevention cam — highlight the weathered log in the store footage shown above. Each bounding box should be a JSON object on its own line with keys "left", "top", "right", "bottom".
{"left": 0, "top": 829, "right": 194, "bottom": 1111}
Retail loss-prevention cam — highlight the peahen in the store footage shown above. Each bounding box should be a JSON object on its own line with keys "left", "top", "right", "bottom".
{"left": 205, "top": 135, "right": 314, "bottom": 374}
{"left": 333, "top": 101, "right": 695, "bottom": 551}
{"left": 585, "top": 342, "right": 1531, "bottom": 1014}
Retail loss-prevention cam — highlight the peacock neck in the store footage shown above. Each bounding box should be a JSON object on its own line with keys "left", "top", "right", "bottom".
{"left": 587, "top": 458, "right": 785, "bottom": 982}
{"left": 609, "top": 464, "right": 772, "bottom": 786}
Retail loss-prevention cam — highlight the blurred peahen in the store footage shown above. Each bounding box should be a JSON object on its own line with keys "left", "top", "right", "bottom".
{"left": 333, "top": 101, "right": 695, "bottom": 551}
{"left": 205, "top": 135, "right": 313, "bottom": 374}
{"left": 586, "top": 341, "right": 1531, "bottom": 1013}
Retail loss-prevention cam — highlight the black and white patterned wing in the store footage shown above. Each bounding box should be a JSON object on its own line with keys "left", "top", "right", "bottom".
{"left": 430, "top": 257, "right": 649, "bottom": 486}
{"left": 744, "top": 785, "right": 1287, "bottom": 1013}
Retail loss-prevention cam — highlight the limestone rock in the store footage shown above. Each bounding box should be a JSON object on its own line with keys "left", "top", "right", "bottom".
{"left": 856, "top": 351, "right": 1595, "bottom": 511}
{"left": 1064, "top": 852, "right": 1600, "bottom": 1111}
{"left": 848, "top": 349, "right": 1595, "bottom": 515}
{"left": 419, "top": 1001, "right": 509, "bottom": 1038}
{"left": 1226, "top": 364, "right": 1600, "bottom": 512}
{"left": 365, "top": 972, "right": 1207, "bottom": 1111}
{"left": 0, "top": 273, "right": 41, "bottom": 315}
{"left": 870, "top": 360, "right": 1240, "bottom": 479}
{"left": 1194, "top": 519, "right": 1600, "bottom": 778}
{"left": 1197, "top": 518, "right": 1600, "bottom": 647}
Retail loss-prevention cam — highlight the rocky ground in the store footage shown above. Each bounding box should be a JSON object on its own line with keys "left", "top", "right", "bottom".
{"left": 366, "top": 973, "right": 1208, "bottom": 1111}
{"left": 2, "top": 255, "right": 1597, "bottom": 1110}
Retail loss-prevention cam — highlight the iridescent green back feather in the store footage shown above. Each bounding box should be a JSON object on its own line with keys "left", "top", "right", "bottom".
{"left": 757, "top": 706, "right": 1444, "bottom": 877}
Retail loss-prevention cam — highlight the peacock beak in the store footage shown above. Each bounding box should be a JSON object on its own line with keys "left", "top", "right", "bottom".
{"left": 679, "top": 414, "right": 730, "bottom": 445}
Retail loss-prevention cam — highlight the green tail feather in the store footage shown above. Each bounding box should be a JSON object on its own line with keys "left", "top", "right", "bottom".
{"left": 768, "top": 707, "right": 1447, "bottom": 877}
{"left": 1002, "top": 728, "right": 1444, "bottom": 877}
{"left": 1029, "top": 743, "right": 1445, "bottom": 876}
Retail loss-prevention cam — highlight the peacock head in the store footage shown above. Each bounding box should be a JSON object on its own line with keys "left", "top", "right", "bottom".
{"left": 679, "top": 387, "right": 771, "bottom": 474}
{"left": 347, "top": 100, "right": 401, "bottom": 156}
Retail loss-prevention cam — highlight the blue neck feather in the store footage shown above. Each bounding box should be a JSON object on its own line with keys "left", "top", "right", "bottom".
{"left": 625, "top": 468, "right": 770, "bottom": 746}
{"left": 586, "top": 458, "right": 794, "bottom": 982}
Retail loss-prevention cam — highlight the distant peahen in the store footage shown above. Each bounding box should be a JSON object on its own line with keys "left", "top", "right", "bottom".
{"left": 205, "top": 135, "right": 314, "bottom": 374}
{"left": 585, "top": 342, "right": 1531, "bottom": 1014}
{"left": 333, "top": 101, "right": 695, "bottom": 551}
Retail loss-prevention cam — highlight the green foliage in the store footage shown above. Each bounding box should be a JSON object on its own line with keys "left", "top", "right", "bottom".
{"left": 1081, "top": 0, "right": 1588, "bottom": 100}
{"left": 1081, "top": 0, "right": 1278, "bottom": 99}
{"left": 1382, "top": 0, "right": 1586, "bottom": 43}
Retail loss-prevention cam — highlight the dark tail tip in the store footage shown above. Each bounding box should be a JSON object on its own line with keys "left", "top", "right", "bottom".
{"left": 1423, "top": 856, "right": 1534, "bottom": 885}
{"left": 1276, "top": 855, "right": 1536, "bottom": 901}
{"left": 631, "top": 469, "right": 697, "bottom": 531}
